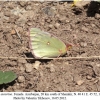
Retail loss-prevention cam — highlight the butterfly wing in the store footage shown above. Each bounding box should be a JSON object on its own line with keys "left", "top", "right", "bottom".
{"left": 29, "top": 28, "right": 67, "bottom": 58}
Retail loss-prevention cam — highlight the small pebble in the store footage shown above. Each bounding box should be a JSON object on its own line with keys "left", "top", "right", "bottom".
{"left": 10, "top": 29, "right": 16, "bottom": 35}
{"left": 20, "top": 66, "right": 25, "bottom": 72}
{"left": 50, "top": 64, "right": 55, "bottom": 72}
{"left": 3, "top": 16, "right": 9, "bottom": 23}
{"left": 91, "top": 24, "right": 95, "bottom": 27}
{"left": 80, "top": 42, "right": 87, "bottom": 47}
{"left": 20, "top": 83, "right": 25, "bottom": 87}
{"left": 48, "top": 24, "right": 53, "bottom": 28}
{"left": 54, "top": 23, "right": 60, "bottom": 28}
{"left": 43, "top": 6, "right": 55, "bottom": 16}
{"left": 93, "top": 63, "right": 100, "bottom": 76}
{"left": 12, "top": 85, "right": 17, "bottom": 90}
{"left": 4, "top": 12, "right": 11, "bottom": 17}
{"left": 86, "top": 75, "right": 92, "bottom": 80}
{"left": 18, "top": 76, "right": 25, "bottom": 83}
{"left": 56, "top": 14, "right": 60, "bottom": 18}
{"left": 96, "top": 64, "right": 100, "bottom": 67}
{"left": 33, "top": 61, "right": 41, "bottom": 70}
{"left": 26, "top": 6, "right": 32, "bottom": 10}
{"left": 81, "top": 26, "right": 88, "bottom": 32}
{"left": 25, "top": 63, "right": 33, "bottom": 72}
{"left": 95, "top": 13, "right": 100, "bottom": 19}
{"left": 65, "top": 20, "right": 70, "bottom": 23}
{"left": 27, "top": 21, "right": 33, "bottom": 26}
{"left": 19, "top": 1, "right": 27, "bottom": 7}
{"left": 80, "top": 53, "right": 87, "bottom": 57}
{"left": 64, "top": 2, "right": 68, "bottom": 6}
{"left": 59, "top": 16, "right": 66, "bottom": 22}
{"left": 65, "top": 62, "right": 69, "bottom": 65}
{"left": 76, "top": 80, "right": 84, "bottom": 85}
{"left": 94, "top": 79, "right": 99, "bottom": 84}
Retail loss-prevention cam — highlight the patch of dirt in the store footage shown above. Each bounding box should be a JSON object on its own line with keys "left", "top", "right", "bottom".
{"left": 0, "top": 1, "right": 100, "bottom": 92}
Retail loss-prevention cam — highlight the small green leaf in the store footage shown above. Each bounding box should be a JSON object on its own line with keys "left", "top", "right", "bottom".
{"left": 0, "top": 71, "right": 17, "bottom": 85}
{"left": 0, "top": 71, "right": 4, "bottom": 84}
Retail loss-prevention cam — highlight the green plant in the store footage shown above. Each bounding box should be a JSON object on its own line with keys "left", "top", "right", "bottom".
{"left": 0, "top": 71, "right": 17, "bottom": 85}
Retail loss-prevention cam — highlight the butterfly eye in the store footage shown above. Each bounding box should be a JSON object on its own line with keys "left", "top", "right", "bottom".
{"left": 66, "top": 44, "right": 72, "bottom": 50}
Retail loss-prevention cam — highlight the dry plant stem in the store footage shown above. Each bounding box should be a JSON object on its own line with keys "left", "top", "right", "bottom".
{"left": 0, "top": 56, "right": 100, "bottom": 60}
{"left": 14, "top": 28, "right": 22, "bottom": 43}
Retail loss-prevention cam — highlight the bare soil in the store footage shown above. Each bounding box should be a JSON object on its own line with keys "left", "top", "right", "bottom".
{"left": 0, "top": 1, "right": 100, "bottom": 92}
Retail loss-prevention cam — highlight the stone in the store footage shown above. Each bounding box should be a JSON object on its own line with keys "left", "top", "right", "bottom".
{"left": 18, "top": 76, "right": 25, "bottom": 83}
{"left": 76, "top": 80, "right": 84, "bottom": 85}
{"left": 25, "top": 63, "right": 33, "bottom": 73}
{"left": 33, "top": 61, "right": 41, "bottom": 70}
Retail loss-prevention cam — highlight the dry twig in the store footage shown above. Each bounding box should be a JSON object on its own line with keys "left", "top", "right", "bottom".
{"left": 0, "top": 56, "right": 100, "bottom": 60}
{"left": 14, "top": 28, "right": 22, "bottom": 43}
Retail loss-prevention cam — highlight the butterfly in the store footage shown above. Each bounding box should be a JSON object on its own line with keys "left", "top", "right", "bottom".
{"left": 29, "top": 28, "right": 72, "bottom": 58}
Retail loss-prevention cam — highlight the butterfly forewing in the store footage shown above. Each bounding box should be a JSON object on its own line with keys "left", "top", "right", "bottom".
{"left": 29, "top": 28, "right": 67, "bottom": 58}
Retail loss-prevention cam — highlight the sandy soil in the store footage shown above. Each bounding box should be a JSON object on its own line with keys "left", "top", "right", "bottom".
{"left": 0, "top": 1, "right": 100, "bottom": 92}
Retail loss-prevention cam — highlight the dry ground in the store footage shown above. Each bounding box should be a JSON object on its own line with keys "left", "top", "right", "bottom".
{"left": 0, "top": 1, "right": 100, "bottom": 92}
